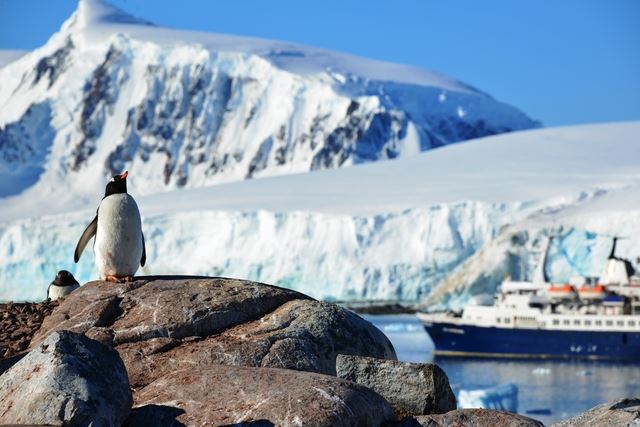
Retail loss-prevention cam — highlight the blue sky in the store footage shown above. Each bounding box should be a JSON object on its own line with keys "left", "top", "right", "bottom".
{"left": 0, "top": 0, "right": 638, "bottom": 127}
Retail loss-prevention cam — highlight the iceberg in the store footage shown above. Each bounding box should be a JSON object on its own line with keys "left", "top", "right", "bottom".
{"left": 458, "top": 382, "right": 518, "bottom": 412}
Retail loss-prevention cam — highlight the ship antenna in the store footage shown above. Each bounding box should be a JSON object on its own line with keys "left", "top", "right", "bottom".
{"left": 609, "top": 236, "right": 619, "bottom": 259}
{"left": 608, "top": 236, "right": 628, "bottom": 260}
{"left": 533, "top": 235, "right": 553, "bottom": 284}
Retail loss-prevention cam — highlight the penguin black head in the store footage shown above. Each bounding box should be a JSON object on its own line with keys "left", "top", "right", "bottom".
{"left": 52, "top": 270, "right": 79, "bottom": 287}
{"left": 104, "top": 171, "right": 128, "bottom": 197}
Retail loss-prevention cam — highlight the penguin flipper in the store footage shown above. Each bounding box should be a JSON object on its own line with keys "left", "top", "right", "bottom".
{"left": 140, "top": 232, "right": 146, "bottom": 267}
{"left": 74, "top": 216, "right": 98, "bottom": 262}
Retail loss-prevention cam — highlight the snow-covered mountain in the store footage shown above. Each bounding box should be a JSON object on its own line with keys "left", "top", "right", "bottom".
{"left": 0, "top": 0, "right": 537, "bottom": 205}
{"left": 1, "top": 122, "right": 639, "bottom": 302}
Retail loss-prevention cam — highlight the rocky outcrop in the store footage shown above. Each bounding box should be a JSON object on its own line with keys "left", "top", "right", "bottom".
{"left": 1, "top": 277, "right": 399, "bottom": 426}
{"left": 404, "top": 409, "right": 544, "bottom": 427}
{"left": 30, "top": 276, "right": 396, "bottom": 389}
{"left": 336, "top": 354, "right": 456, "bottom": 417}
{"left": 126, "top": 364, "right": 396, "bottom": 426}
{"left": 0, "top": 330, "right": 132, "bottom": 426}
{"left": 0, "top": 299, "right": 59, "bottom": 359}
{"left": 551, "top": 397, "right": 640, "bottom": 427}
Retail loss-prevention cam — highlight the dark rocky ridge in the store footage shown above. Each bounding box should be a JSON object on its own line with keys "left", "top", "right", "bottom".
{"left": 71, "top": 44, "right": 130, "bottom": 171}
{"left": 33, "top": 37, "right": 74, "bottom": 89}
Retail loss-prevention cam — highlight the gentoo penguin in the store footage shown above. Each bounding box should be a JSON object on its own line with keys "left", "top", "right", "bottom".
{"left": 47, "top": 270, "right": 80, "bottom": 300}
{"left": 74, "top": 171, "right": 146, "bottom": 282}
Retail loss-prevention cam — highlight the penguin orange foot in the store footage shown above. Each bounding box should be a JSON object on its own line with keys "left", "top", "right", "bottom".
{"left": 105, "top": 275, "right": 134, "bottom": 283}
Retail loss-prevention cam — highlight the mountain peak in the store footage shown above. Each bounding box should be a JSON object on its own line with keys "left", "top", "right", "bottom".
{"left": 53, "top": 0, "right": 474, "bottom": 93}
{"left": 74, "top": 0, "right": 153, "bottom": 31}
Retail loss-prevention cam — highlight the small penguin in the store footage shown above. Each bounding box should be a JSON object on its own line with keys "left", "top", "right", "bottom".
{"left": 74, "top": 171, "right": 146, "bottom": 282}
{"left": 48, "top": 270, "right": 80, "bottom": 300}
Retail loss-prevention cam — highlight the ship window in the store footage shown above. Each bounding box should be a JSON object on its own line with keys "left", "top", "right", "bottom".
{"left": 584, "top": 320, "right": 592, "bottom": 326}
{"left": 497, "top": 318, "right": 501, "bottom": 323}
{"left": 563, "top": 319, "right": 570, "bottom": 325}
{"left": 573, "top": 319, "right": 581, "bottom": 326}
{"left": 606, "top": 320, "right": 613, "bottom": 326}
{"left": 552, "top": 319, "right": 560, "bottom": 325}
{"left": 617, "top": 320, "right": 624, "bottom": 327}
{"left": 629, "top": 321, "right": 636, "bottom": 327}
{"left": 595, "top": 320, "right": 602, "bottom": 326}
{"left": 505, "top": 318, "right": 511, "bottom": 324}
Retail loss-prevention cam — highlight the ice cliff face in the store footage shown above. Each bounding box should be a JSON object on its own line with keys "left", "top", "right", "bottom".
{"left": 0, "top": 195, "right": 597, "bottom": 302}
{"left": 0, "top": 0, "right": 537, "bottom": 199}
{"left": 0, "top": 202, "right": 515, "bottom": 301}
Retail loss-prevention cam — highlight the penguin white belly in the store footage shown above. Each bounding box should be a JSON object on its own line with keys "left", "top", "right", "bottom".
{"left": 94, "top": 193, "right": 143, "bottom": 279}
{"left": 48, "top": 283, "right": 80, "bottom": 300}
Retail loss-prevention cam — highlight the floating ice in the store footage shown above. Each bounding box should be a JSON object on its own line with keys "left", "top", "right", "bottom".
{"left": 532, "top": 367, "right": 551, "bottom": 375}
{"left": 458, "top": 382, "right": 518, "bottom": 412}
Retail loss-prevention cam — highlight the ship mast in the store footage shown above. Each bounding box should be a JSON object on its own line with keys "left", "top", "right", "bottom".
{"left": 601, "top": 236, "right": 632, "bottom": 285}
{"left": 608, "top": 236, "right": 620, "bottom": 259}
{"left": 533, "top": 235, "right": 553, "bottom": 284}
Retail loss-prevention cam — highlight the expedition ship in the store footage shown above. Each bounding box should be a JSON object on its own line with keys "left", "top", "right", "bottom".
{"left": 418, "top": 237, "right": 640, "bottom": 359}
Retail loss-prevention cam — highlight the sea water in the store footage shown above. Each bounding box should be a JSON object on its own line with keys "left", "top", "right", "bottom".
{"left": 365, "top": 314, "right": 640, "bottom": 425}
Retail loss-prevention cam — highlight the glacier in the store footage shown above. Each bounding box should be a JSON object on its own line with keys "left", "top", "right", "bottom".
{"left": 0, "top": 200, "right": 532, "bottom": 301}
{"left": 2, "top": 190, "right": 638, "bottom": 303}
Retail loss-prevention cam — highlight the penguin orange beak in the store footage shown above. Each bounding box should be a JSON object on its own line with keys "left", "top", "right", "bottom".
{"left": 118, "top": 171, "right": 129, "bottom": 180}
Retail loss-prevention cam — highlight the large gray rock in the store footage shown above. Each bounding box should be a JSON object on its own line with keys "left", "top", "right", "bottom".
{"left": 405, "top": 409, "right": 544, "bottom": 427}
{"left": 336, "top": 354, "right": 456, "bottom": 416}
{"left": 552, "top": 397, "right": 640, "bottom": 427}
{"left": 0, "top": 330, "right": 132, "bottom": 426}
{"left": 125, "top": 364, "right": 396, "bottom": 426}
{"left": 31, "top": 276, "right": 396, "bottom": 388}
